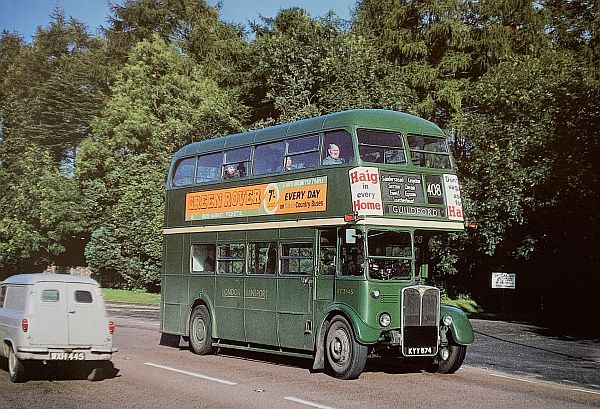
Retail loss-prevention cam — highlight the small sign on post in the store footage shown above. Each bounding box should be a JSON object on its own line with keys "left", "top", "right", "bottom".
{"left": 491, "top": 272, "right": 516, "bottom": 289}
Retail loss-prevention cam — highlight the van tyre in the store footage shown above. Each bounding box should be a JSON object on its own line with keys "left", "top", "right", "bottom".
{"left": 189, "top": 305, "right": 214, "bottom": 355}
{"left": 434, "top": 343, "right": 466, "bottom": 374}
{"left": 325, "top": 316, "right": 367, "bottom": 380}
{"left": 8, "top": 346, "right": 26, "bottom": 383}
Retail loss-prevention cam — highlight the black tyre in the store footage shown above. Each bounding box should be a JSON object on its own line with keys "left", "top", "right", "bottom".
{"left": 325, "top": 316, "right": 368, "bottom": 380}
{"left": 8, "top": 346, "right": 26, "bottom": 383}
{"left": 189, "top": 305, "right": 214, "bottom": 355}
{"left": 435, "top": 343, "right": 466, "bottom": 374}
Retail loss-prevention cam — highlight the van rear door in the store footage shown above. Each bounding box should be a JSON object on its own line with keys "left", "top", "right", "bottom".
{"left": 30, "top": 282, "right": 108, "bottom": 347}
{"left": 66, "top": 283, "right": 108, "bottom": 346}
{"left": 30, "top": 282, "right": 69, "bottom": 346}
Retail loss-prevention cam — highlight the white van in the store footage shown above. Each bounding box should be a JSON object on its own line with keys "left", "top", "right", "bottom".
{"left": 0, "top": 273, "right": 117, "bottom": 382}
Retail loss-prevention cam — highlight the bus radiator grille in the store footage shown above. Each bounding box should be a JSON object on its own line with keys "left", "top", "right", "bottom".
{"left": 401, "top": 286, "right": 439, "bottom": 356}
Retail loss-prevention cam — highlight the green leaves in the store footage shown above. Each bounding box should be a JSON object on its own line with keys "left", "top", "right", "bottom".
{"left": 79, "top": 34, "right": 247, "bottom": 287}
{"left": 0, "top": 0, "right": 598, "bottom": 308}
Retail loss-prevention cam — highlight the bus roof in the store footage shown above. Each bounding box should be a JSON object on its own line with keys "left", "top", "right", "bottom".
{"left": 171, "top": 109, "right": 445, "bottom": 162}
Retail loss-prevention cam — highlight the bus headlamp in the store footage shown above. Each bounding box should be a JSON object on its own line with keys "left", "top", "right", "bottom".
{"left": 371, "top": 290, "right": 380, "bottom": 299}
{"left": 379, "top": 313, "right": 391, "bottom": 327}
{"left": 442, "top": 315, "right": 453, "bottom": 326}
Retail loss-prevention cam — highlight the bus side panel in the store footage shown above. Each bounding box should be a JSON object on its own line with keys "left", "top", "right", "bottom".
{"left": 244, "top": 276, "right": 277, "bottom": 345}
{"left": 162, "top": 234, "right": 186, "bottom": 334}
{"left": 162, "top": 275, "right": 186, "bottom": 334}
{"left": 277, "top": 276, "right": 314, "bottom": 350}
{"left": 214, "top": 275, "right": 245, "bottom": 341}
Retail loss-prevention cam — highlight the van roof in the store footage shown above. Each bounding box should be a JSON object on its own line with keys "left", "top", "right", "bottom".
{"left": 2, "top": 273, "right": 100, "bottom": 286}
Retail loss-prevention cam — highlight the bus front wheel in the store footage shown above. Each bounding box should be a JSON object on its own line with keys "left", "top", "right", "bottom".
{"left": 189, "top": 305, "right": 214, "bottom": 355}
{"left": 434, "top": 343, "right": 466, "bottom": 374}
{"left": 325, "top": 316, "right": 367, "bottom": 380}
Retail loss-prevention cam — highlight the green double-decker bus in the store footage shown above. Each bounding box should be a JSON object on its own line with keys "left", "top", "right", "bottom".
{"left": 161, "top": 109, "right": 474, "bottom": 379}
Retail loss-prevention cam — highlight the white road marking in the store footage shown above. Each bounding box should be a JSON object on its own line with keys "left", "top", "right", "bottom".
{"left": 487, "top": 372, "right": 600, "bottom": 395}
{"left": 284, "top": 397, "right": 336, "bottom": 409}
{"left": 143, "top": 362, "right": 237, "bottom": 385}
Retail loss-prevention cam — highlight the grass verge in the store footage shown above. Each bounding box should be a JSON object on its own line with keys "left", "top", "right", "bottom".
{"left": 442, "top": 295, "right": 482, "bottom": 315}
{"left": 103, "top": 288, "right": 160, "bottom": 305}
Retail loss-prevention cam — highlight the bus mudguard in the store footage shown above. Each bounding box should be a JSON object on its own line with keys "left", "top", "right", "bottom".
{"left": 319, "top": 303, "right": 382, "bottom": 345}
{"left": 189, "top": 293, "right": 218, "bottom": 339}
{"left": 440, "top": 304, "right": 474, "bottom": 345}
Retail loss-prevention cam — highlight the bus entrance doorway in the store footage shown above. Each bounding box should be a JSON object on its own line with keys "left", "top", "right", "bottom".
{"left": 315, "top": 228, "right": 336, "bottom": 311}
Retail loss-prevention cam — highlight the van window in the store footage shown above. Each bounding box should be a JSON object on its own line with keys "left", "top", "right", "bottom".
{"left": 4, "top": 286, "right": 26, "bottom": 311}
{"left": 0, "top": 286, "right": 6, "bottom": 307}
{"left": 41, "top": 289, "right": 60, "bottom": 302}
{"left": 75, "top": 290, "right": 94, "bottom": 303}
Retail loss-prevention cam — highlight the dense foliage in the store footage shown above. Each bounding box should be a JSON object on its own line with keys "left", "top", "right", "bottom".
{"left": 0, "top": 1, "right": 597, "bottom": 328}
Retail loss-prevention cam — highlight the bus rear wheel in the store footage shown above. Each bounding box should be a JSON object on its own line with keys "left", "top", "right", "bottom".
{"left": 325, "top": 316, "right": 367, "bottom": 380}
{"left": 189, "top": 305, "right": 214, "bottom": 355}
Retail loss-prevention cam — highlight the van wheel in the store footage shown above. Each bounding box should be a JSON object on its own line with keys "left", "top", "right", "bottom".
{"left": 325, "top": 316, "right": 367, "bottom": 380}
{"left": 434, "top": 343, "right": 466, "bottom": 374}
{"left": 8, "top": 346, "right": 26, "bottom": 383}
{"left": 189, "top": 305, "right": 214, "bottom": 355}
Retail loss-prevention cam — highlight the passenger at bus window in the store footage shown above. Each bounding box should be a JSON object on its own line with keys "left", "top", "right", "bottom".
{"left": 322, "top": 143, "right": 345, "bottom": 165}
{"left": 369, "top": 258, "right": 381, "bottom": 277}
{"left": 237, "top": 163, "right": 247, "bottom": 177}
{"left": 284, "top": 157, "right": 295, "bottom": 171}
{"left": 204, "top": 254, "right": 215, "bottom": 271}
{"left": 344, "top": 248, "right": 364, "bottom": 275}
{"left": 265, "top": 247, "right": 277, "bottom": 274}
{"left": 223, "top": 164, "right": 239, "bottom": 179}
{"left": 320, "top": 250, "right": 335, "bottom": 275}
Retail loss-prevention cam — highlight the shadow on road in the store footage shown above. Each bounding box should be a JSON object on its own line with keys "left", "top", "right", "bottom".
{"left": 0, "top": 357, "right": 120, "bottom": 382}
{"left": 159, "top": 333, "right": 425, "bottom": 376}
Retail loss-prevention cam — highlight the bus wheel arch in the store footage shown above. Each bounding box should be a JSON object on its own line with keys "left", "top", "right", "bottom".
{"left": 188, "top": 304, "right": 214, "bottom": 355}
{"left": 324, "top": 314, "right": 368, "bottom": 380}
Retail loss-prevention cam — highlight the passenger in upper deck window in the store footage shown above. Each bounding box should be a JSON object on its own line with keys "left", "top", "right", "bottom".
{"left": 237, "top": 163, "right": 247, "bottom": 177}
{"left": 223, "top": 164, "right": 239, "bottom": 179}
{"left": 284, "top": 157, "right": 295, "bottom": 171}
{"left": 322, "top": 143, "right": 345, "bottom": 165}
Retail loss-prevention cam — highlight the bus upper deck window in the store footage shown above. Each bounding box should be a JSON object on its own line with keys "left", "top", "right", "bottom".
{"left": 357, "top": 129, "right": 406, "bottom": 165}
{"left": 322, "top": 130, "right": 353, "bottom": 166}
{"left": 253, "top": 142, "right": 285, "bottom": 176}
{"left": 407, "top": 135, "right": 451, "bottom": 169}
{"left": 172, "top": 157, "right": 196, "bottom": 187}
{"left": 284, "top": 135, "right": 319, "bottom": 171}
{"left": 223, "top": 147, "right": 251, "bottom": 180}
{"left": 196, "top": 152, "right": 222, "bottom": 183}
